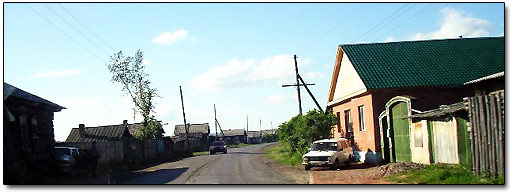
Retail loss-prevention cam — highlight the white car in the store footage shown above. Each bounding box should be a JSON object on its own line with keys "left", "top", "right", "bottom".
{"left": 302, "top": 138, "right": 353, "bottom": 170}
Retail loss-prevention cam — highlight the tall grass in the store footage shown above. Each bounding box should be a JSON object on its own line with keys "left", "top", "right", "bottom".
{"left": 265, "top": 143, "right": 303, "bottom": 166}
{"left": 386, "top": 164, "right": 504, "bottom": 184}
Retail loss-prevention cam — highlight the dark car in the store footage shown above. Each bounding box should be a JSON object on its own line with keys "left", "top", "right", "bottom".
{"left": 209, "top": 141, "right": 227, "bottom": 154}
{"left": 53, "top": 147, "right": 79, "bottom": 173}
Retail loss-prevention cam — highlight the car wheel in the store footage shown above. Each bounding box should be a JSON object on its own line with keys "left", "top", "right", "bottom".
{"left": 210, "top": 151, "right": 214, "bottom": 155}
{"left": 332, "top": 159, "right": 339, "bottom": 170}
{"left": 223, "top": 149, "right": 227, "bottom": 154}
{"left": 304, "top": 165, "right": 311, "bottom": 171}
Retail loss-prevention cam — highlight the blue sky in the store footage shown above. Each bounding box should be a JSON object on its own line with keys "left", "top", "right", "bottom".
{"left": 3, "top": 3, "right": 504, "bottom": 141}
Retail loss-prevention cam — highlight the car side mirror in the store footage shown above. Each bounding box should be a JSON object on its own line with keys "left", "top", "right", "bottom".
{"left": 307, "top": 147, "right": 312, "bottom": 152}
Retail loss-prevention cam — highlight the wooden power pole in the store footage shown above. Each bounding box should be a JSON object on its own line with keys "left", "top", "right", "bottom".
{"left": 179, "top": 86, "right": 189, "bottom": 152}
{"left": 214, "top": 104, "right": 218, "bottom": 139}
{"left": 282, "top": 54, "right": 320, "bottom": 114}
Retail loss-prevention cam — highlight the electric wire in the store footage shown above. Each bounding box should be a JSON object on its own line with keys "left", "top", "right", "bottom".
{"left": 24, "top": 3, "right": 105, "bottom": 62}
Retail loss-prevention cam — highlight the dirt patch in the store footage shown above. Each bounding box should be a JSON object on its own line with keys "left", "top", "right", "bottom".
{"left": 261, "top": 144, "right": 309, "bottom": 184}
{"left": 310, "top": 162, "right": 425, "bottom": 184}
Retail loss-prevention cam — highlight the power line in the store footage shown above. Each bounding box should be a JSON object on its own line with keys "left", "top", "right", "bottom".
{"left": 43, "top": 4, "right": 111, "bottom": 57}
{"left": 24, "top": 3, "right": 105, "bottom": 61}
{"left": 373, "top": 4, "right": 432, "bottom": 42}
{"left": 352, "top": 3, "right": 414, "bottom": 43}
{"left": 57, "top": 3, "right": 117, "bottom": 52}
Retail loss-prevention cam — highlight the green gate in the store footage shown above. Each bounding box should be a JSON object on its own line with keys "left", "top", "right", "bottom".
{"left": 390, "top": 101, "right": 411, "bottom": 162}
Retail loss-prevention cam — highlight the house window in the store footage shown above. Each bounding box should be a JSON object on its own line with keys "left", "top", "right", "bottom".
{"left": 344, "top": 110, "right": 352, "bottom": 133}
{"left": 358, "top": 105, "right": 365, "bottom": 131}
{"left": 336, "top": 112, "right": 341, "bottom": 133}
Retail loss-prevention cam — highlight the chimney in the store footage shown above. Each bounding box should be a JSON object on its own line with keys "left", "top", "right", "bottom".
{"left": 123, "top": 120, "right": 128, "bottom": 126}
{"left": 79, "top": 124, "right": 85, "bottom": 137}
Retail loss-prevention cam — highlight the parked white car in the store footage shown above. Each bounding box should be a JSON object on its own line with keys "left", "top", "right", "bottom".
{"left": 302, "top": 138, "right": 353, "bottom": 170}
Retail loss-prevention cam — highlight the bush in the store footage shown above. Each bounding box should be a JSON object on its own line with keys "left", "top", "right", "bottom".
{"left": 277, "top": 110, "right": 336, "bottom": 155}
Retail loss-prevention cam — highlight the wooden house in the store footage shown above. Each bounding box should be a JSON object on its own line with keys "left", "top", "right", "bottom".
{"left": 174, "top": 123, "right": 211, "bottom": 150}
{"left": 221, "top": 129, "right": 247, "bottom": 144}
{"left": 3, "top": 82, "right": 65, "bottom": 184}
{"left": 247, "top": 131, "right": 261, "bottom": 144}
{"left": 65, "top": 120, "right": 133, "bottom": 142}
{"left": 326, "top": 37, "right": 504, "bottom": 165}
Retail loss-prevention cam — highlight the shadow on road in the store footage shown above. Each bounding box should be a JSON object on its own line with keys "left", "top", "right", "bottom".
{"left": 124, "top": 167, "right": 189, "bottom": 184}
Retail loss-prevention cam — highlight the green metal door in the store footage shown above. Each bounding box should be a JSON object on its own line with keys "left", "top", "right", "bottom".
{"left": 390, "top": 101, "right": 411, "bottom": 162}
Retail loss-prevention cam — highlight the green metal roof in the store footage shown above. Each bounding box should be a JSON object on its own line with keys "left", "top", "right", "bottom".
{"left": 340, "top": 36, "right": 504, "bottom": 90}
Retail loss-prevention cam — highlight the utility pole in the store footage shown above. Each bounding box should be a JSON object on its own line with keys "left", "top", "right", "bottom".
{"left": 282, "top": 54, "right": 324, "bottom": 114}
{"left": 260, "top": 119, "right": 262, "bottom": 131}
{"left": 246, "top": 114, "right": 249, "bottom": 143}
{"left": 271, "top": 121, "right": 273, "bottom": 129}
{"left": 179, "top": 86, "right": 189, "bottom": 152}
{"left": 214, "top": 104, "right": 218, "bottom": 139}
{"left": 282, "top": 55, "right": 315, "bottom": 115}
{"left": 293, "top": 55, "right": 302, "bottom": 115}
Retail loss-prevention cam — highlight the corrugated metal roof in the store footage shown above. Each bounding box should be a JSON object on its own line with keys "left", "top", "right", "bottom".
{"left": 222, "top": 129, "right": 246, "bottom": 137}
{"left": 4, "top": 82, "right": 65, "bottom": 111}
{"left": 409, "top": 102, "right": 466, "bottom": 119}
{"left": 261, "top": 129, "right": 277, "bottom": 135}
{"left": 340, "top": 37, "right": 504, "bottom": 90}
{"left": 174, "top": 123, "right": 210, "bottom": 135}
{"left": 65, "top": 123, "right": 133, "bottom": 142}
{"left": 247, "top": 131, "right": 261, "bottom": 138}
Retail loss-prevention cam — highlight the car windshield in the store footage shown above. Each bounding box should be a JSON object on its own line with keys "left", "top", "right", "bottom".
{"left": 54, "top": 148, "right": 71, "bottom": 156}
{"left": 311, "top": 142, "right": 337, "bottom": 151}
{"left": 212, "top": 141, "right": 224, "bottom": 146}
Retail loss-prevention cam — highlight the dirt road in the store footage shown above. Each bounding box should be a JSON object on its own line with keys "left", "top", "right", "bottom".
{"left": 121, "top": 143, "right": 294, "bottom": 184}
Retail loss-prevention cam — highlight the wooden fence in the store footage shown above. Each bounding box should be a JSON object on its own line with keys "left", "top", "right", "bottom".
{"left": 61, "top": 141, "right": 124, "bottom": 165}
{"left": 464, "top": 90, "right": 504, "bottom": 176}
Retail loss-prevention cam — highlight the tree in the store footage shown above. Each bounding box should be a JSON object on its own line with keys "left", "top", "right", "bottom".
{"left": 277, "top": 110, "right": 336, "bottom": 154}
{"left": 107, "top": 50, "right": 162, "bottom": 139}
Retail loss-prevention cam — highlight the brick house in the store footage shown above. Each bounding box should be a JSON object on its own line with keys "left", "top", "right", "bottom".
{"left": 326, "top": 37, "right": 504, "bottom": 164}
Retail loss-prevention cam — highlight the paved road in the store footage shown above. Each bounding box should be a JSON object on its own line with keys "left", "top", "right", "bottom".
{"left": 121, "top": 143, "right": 294, "bottom": 184}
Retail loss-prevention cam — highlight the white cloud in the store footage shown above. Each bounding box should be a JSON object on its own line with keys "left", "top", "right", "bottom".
{"left": 142, "top": 59, "right": 152, "bottom": 66}
{"left": 152, "top": 29, "right": 189, "bottom": 45}
{"left": 264, "top": 94, "right": 289, "bottom": 106}
{"left": 189, "top": 54, "right": 312, "bottom": 91}
{"left": 302, "top": 72, "right": 325, "bottom": 80}
{"left": 410, "top": 7, "right": 492, "bottom": 40}
{"left": 31, "top": 69, "right": 80, "bottom": 79}
{"left": 384, "top": 37, "right": 395, "bottom": 42}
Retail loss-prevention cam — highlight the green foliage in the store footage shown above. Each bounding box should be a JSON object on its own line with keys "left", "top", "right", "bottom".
{"left": 277, "top": 110, "right": 336, "bottom": 155}
{"left": 261, "top": 132, "right": 277, "bottom": 143}
{"left": 107, "top": 50, "right": 162, "bottom": 140}
{"left": 265, "top": 143, "right": 303, "bottom": 166}
{"left": 386, "top": 164, "right": 505, "bottom": 184}
{"left": 134, "top": 117, "right": 164, "bottom": 140}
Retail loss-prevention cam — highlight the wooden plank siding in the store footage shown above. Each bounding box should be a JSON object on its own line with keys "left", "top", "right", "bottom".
{"left": 432, "top": 118, "right": 459, "bottom": 164}
{"left": 465, "top": 91, "right": 504, "bottom": 176}
{"left": 456, "top": 117, "right": 471, "bottom": 165}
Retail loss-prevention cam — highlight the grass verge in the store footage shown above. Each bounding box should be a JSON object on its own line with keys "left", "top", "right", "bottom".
{"left": 193, "top": 151, "right": 209, "bottom": 156}
{"left": 227, "top": 143, "right": 252, "bottom": 148}
{"left": 385, "top": 164, "right": 504, "bottom": 184}
{"left": 264, "top": 142, "right": 303, "bottom": 166}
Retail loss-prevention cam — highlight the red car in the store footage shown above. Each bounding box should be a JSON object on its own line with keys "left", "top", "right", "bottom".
{"left": 209, "top": 141, "right": 227, "bottom": 154}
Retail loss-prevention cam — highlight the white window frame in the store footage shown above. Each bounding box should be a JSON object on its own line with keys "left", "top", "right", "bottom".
{"left": 358, "top": 105, "right": 366, "bottom": 131}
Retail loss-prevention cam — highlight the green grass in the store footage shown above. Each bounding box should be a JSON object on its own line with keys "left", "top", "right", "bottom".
{"left": 227, "top": 143, "right": 252, "bottom": 148}
{"left": 385, "top": 164, "right": 504, "bottom": 184}
{"left": 264, "top": 142, "right": 303, "bottom": 166}
{"left": 193, "top": 151, "right": 209, "bottom": 156}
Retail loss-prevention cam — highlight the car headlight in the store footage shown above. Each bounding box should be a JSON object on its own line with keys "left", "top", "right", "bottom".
{"left": 303, "top": 157, "right": 308, "bottom": 162}
{"left": 327, "top": 156, "right": 332, "bottom": 161}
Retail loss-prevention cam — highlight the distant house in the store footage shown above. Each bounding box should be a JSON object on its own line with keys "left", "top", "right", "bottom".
{"left": 260, "top": 129, "right": 278, "bottom": 143}
{"left": 65, "top": 120, "right": 133, "bottom": 142}
{"left": 326, "top": 37, "right": 504, "bottom": 164}
{"left": 247, "top": 131, "right": 261, "bottom": 144}
{"left": 3, "top": 82, "right": 65, "bottom": 184}
{"left": 174, "top": 123, "right": 211, "bottom": 150}
{"left": 221, "top": 129, "right": 247, "bottom": 144}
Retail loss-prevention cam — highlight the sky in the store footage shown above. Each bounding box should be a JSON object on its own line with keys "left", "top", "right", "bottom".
{"left": 2, "top": 2, "right": 504, "bottom": 142}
